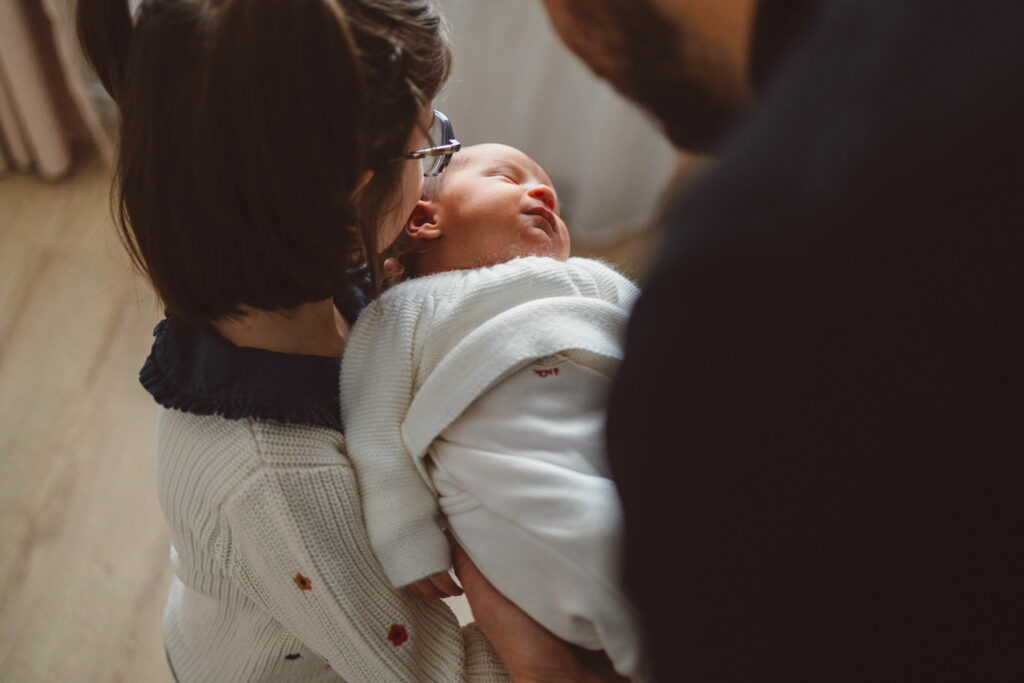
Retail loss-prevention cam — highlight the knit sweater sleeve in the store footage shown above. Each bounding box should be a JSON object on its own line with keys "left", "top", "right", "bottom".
{"left": 222, "top": 426, "right": 507, "bottom": 681}
{"left": 340, "top": 296, "right": 452, "bottom": 588}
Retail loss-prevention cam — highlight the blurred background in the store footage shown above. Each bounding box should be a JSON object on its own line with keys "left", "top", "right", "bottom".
{"left": 0, "top": 0, "right": 682, "bottom": 679}
{"left": 432, "top": 0, "right": 678, "bottom": 247}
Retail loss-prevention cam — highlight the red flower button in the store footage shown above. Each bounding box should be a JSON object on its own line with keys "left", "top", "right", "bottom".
{"left": 387, "top": 624, "right": 408, "bottom": 646}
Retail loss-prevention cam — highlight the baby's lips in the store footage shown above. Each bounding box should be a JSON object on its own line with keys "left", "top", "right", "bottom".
{"left": 524, "top": 206, "right": 557, "bottom": 234}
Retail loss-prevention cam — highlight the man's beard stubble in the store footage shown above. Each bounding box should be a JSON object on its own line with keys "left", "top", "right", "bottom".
{"left": 559, "top": 0, "right": 745, "bottom": 153}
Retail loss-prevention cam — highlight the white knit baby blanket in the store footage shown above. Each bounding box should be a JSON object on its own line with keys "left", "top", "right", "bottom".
{"left": 340, "top": 256, "right": 638, "bottom": 587}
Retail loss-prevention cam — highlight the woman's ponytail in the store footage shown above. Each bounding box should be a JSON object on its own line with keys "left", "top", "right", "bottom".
{"left": 76, "top": 0, "right": 133, "bottom": 103}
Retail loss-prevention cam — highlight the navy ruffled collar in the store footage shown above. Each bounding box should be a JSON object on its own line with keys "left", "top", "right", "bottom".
{"left": 139, "top": 283, "right": 369, "bottom": 432}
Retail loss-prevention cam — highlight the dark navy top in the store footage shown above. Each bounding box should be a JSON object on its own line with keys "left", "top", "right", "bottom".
{"left": 139, "top": 281, "right": 369, "bottom": 433}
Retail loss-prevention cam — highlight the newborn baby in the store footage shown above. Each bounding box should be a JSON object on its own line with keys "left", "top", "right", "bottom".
{"left": 394, "top": 142, "right": 571, "bottom": 272}
{"left": 341, "top": 144, "right": 644, "bottom": 678}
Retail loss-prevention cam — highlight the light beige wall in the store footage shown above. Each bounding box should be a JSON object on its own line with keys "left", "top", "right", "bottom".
{"left": 433, "top": 0, "right": 677, "bottom": 246}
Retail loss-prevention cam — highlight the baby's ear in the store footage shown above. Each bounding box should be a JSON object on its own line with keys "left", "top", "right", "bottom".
{"left": 406, "top": 200, "right": 443, "bottom": 240}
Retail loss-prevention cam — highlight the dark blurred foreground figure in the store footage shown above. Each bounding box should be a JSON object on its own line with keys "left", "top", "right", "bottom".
{"left": 473, "top": 0, "right": 1023, "bottom": 680}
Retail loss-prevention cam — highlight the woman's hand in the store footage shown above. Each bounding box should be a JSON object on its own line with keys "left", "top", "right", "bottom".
{"left": 403, "top": 570, "right": 463, "bottom": 599}
{"left": 452, "top": 545, "right": 628, "bottom": 682}
{"left": 382, "top": 256, "right": 407, "bottom": 287}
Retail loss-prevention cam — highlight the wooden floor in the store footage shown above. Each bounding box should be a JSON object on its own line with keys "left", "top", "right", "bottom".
{"left": 0, "top": 157, "right": 173, "bottom": 682}
{"left": 0, "top": 157, "right": 655, "bottom": 682}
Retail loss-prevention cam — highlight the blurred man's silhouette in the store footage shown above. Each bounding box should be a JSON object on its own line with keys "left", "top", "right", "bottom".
{"left": 540, "top": 1, "right": 1024, "bottom": 680}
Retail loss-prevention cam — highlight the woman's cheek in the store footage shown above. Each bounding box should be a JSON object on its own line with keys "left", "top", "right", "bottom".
{"left": 379, "top": 164, "right": 423, "bottom": 250}
{"left": 403, "top": 164, "right": 425, "bottom": 219}
{"left": 410, "top": 165, "right": 425, "bottom": 202}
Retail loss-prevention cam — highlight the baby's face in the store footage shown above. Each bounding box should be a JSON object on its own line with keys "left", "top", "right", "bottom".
{"left": 411, "top": 144, "right": 571, "bottom": 273}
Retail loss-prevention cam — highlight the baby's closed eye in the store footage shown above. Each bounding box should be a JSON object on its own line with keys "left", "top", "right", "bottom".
{"left": 488, "top": 166, "right": 520, "bottom": 181}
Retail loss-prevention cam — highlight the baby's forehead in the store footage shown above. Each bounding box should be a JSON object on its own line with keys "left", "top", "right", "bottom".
{"left": 457, "top": 144, "right": 549, "bottom": 180}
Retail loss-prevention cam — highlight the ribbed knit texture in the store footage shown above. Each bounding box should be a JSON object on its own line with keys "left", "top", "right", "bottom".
{"left": 340, "top": 256, "right": 639, "bottom": 589}
{"left": 156, "top": 407, "right": 508, "bottom": 682}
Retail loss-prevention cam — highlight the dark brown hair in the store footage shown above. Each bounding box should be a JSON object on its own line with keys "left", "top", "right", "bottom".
{"left": 77, "top": 0, "right": 451, "bottom": 327}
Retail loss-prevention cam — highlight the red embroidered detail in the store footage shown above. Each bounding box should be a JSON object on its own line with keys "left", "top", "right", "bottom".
{"left": 294, "top": 573, "right": 312, "bottom": 590}
{"left": 533, "top": 367, "right": 560, "bottom": 378}
{"left": 387, "top": 624, "right": 409, "bottom": 646}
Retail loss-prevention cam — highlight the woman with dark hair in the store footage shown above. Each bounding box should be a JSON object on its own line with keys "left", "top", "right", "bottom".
{"left": 76, "top": 0, "right": 507, "bottom": 679}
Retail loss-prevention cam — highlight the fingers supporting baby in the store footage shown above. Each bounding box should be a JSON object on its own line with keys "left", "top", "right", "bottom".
{"left": 404, "top": 570, "right": 463, "bottom": 599}
{"left": 453, "top": 545, "right": 578, "bottom": 680}
{"left": 382, "top": 257, "right": 405, "bottom": 284}
{"left": 452, "top": 545, "right": 628, "bottom": 682}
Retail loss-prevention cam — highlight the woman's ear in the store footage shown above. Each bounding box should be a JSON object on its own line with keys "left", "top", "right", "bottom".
{"left": 406, "top": 200, "right": 443, "bottom": 240}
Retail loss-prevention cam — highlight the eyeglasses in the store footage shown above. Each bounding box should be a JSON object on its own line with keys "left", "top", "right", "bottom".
{"left": 403, "top": 109, "right": 461, "bottom": 177}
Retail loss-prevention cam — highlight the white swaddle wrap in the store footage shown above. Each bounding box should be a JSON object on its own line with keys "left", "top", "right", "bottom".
{"left": 341, "top": 256, "right": 644, "bottom": 677}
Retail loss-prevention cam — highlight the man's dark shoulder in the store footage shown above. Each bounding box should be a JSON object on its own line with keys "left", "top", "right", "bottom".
{"left": 661, "top": 0, "right": 1021, "bottom": 255}
{"left": 612, "top": 2, "right": 1024, "bottom": 681}
{"left": 640, "top": 0, "right": 1024, "bottom": 348}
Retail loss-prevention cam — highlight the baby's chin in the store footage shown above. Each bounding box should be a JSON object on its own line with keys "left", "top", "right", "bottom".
{"left": 492, "top": 244, "right": 570, "bottom": 266}
{"left": 517, "top": 233, "right": 571, "bottom": 262}
{"left": 421, "top": 243, "right": 571, "bottom": 275}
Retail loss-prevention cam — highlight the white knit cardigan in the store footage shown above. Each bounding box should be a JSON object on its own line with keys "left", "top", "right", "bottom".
{"left": 156, "top": 408, "right": 508, "bottom": 682}
{"left": 340, "top": 257, "right": 638, "bottom": 589}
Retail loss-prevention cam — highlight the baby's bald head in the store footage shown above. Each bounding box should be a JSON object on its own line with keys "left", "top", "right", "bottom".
{"left": 398, "top": 143, "right": 571, "bottom": 276}
{"left": 420, "top": 145, "right": 469, "bottom": 202}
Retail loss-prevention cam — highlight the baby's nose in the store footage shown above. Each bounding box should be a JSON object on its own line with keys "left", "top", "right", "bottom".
{"left": 528, "top": 186, "right": 557, "bottom": 211}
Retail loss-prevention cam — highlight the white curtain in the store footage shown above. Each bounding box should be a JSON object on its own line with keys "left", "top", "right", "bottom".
{"left": 0, "top": 0, "right": 112, "bottom": 181}
{"left": 433, "top": 0, "right": 677, "bottom": 246}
